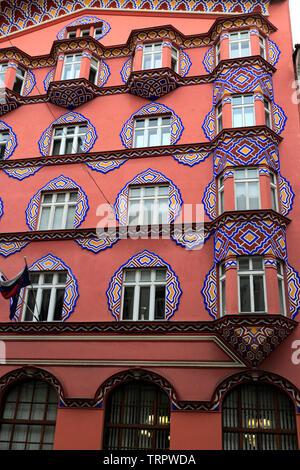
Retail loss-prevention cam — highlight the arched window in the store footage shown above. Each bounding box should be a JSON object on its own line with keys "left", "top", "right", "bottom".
{"left": 223, "top": 383, "right": 298, "bottom": 450}
{"left": 0, "top": 380, "right": 58, "bottom": 450}
{"left": 103, "top": 381, "right": 170, "bottom": 450}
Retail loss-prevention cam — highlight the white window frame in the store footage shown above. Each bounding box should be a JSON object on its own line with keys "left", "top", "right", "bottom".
{"left": 13, "top": 66, "right": 26, "bottom": 95}
{"left": 229, "top": 31, "right": 251, "bottom": 59}
{"left": 50, "top": 124, "right": 87, "bottom": 155}
{"left": 22, "top": 271, "right": 67, "bottom": 322}
{"left": 277, "top": 261, "right": 286, "bottom": 316}
{"left": 218, "top": 175, "right": 225, "bottom": 215}
{"left": 259, "top": 35, "right": 266, "bottom": 59}
{"left": 37, "top": 190, "right": 78, "bottom": 230}
{"left": 232, "top": 94, "right": 255, "bottom": 128}
{"left": 0, "top": 131, "right": 9, "bottom": 160}
{"left": 216, "top": 102, "right": 223, "bottom": 134}
{"left": 121, "top": 268, "right": 167, "bottom": 321}
{"left": 264, "top": 99, "right": 272, "bottom": 129}
{"left": 61, "top": 54, "right": 82, "bottom": 81}
{"left": 238, "top": 256, "right": 267, "bottom": 314}
{"left": 219, "top": 262, "right": 226, "bottom": 316}
{"left": 89, "top": 57, "right": 99, "bottom": 84}
{"left": 142, "top": 42, "right": 162, "bottom": 70}
{"left": 269, "top": 171, "right": 278, "bottom": 212}
{"left": 0, "top": 63, "right": 7, "bottom": 87}
{"left": 127, "top": 184, "right": 169, "bottom": 226}
{"left": 234, "top": 167, "right": 260, "bottom": 211}
{"left": 171, "top": 46, "right": 179, "bottom": 73}
{"left": 133, "top": 115, "right": 171, "bottom": 148}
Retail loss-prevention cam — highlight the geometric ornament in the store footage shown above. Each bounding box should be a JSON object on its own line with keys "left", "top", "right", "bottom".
{"left": 114, "top": 169, "right": 182, "bottom": 225}
{"left": 201, "top": 264, "right": 217, "bottom": 319}
{"left": 179, "top": 50, "right": 192, "bottom": 77}
{"left": 75, "top": 235, "right": 119, "bottom": 253}
{"left": 0, "top": 121, "right": 17, "bottom": 160}
{"left": 279, "top": 173, "right": 294, "bottom": 216}
{"left": 23, "top": 70, "right": 36, "bottom": 96}
{"left": 43, "top": 68, "right": 55, "bottom": 92}
{"left": 0, "top": 242, "right": 29, "bottom": 257}
{"left": 120, "top": 58, "right": 132, "bottom": 83}
{"left": 202, "top": 107, "right": 215, "bottom": 141}
{"left": 267, "top": 39, "right": 280, "bottom": 67}
{"left": 98, "top": 60, "right": 110, "bottom": 87}
{"left": 85, "top": 160, "right": 127, "bottom": 173}
{"left": 202, "top": 179, "right": 216, "bottom": 219}
{"left": 272, "top": 103, "right": 287, "bottom": 135}
{"left": 3, "top": 167, "right": 42, "bottom": 180}
{"left": 171, "top": 228, "right": 208, "bottom": 250}
{"left": 0, "top": 197, "right": 3, "bottom": 220}
{"left": 56, "top": 16, "right": 111, "bottom": 40}
{"left": 25, "top": 175, "right": 89, "bottom": 230}
{"left": 172, "top": 151, "right": 210, "bottom": 167}
{"left": 12, "top": 254, "right": 79, "bottom": 322}
{"left": 286, "top": 263, "right": 300, "bottom": 320}
{"left": 106, "top": 250, "right": 181, "bottom": 321}
{"left": 203, "top": 46, "right": 215, "bottom": 73}
{"left": 38, "top": 111, "right": 97, "bottom": 156}
{"left": 120, "top": 102, "right": 184, "bottom": 148}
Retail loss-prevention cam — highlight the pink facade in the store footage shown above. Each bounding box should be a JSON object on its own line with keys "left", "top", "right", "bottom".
{"left": 0, "top": 0, "right": 299, "bottom": 451}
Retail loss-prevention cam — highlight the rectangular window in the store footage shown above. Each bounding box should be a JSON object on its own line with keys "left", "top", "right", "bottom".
{"left": 61, "top": 54, "right": 82, "bottom": 81}
{"left": 80, "top": 29, "right": 90, "bottom": 37}
{"left": 219, "top": 262, "right": 226, "bottom": 316}
{"left": 13, "top": 67, "right": 26, "bottom": 95}
{"left": 142, "top": 43, "right": 162, "bottom": 70}
{"left": 234, "top": 168, "right": 260, "bottom": 210}
{"left": 259, "top": 35, "right": 266, "bottom": 59}
{"left": 264, "top": 99, "right": 272, "bottom": 128}
{"left": 270, "top": 171, "right": 278, "bottom": 211}
{"left": 121, "top": 268, "right": 167, "bottom": 321}
{"left": 128, "top": 185, "right": 169, "bottom": 226}
{"left": 277, "top": 261, "right": 286, "bottom": 315}
{"left": 38, "top": 191, "right": 78, "bottom": 230}
{"left": 94, "top": 27, "right": 103, "bottom": 37}
{"left": 67, "top": 31, "right": 76, "bottom": 39}
{"left": 22, "top": 271, "right": 67, "bottom": 322}
{"left": 50, "top": 124, "right": 87, "bottom": 155}
{"left": 89, "top": 57, "right": 99, "bottom": 84}
{"left": 238, "top": 257, "right": 266, "bottom": 313}
{"left": 0, "top": 64, "right": 7, "bottom": 87}
{"left": 232, "top": 94, "right": 255, "bottom": 128}
{"left": 171, "top": 47, "right": 179, "bottom": 73}
{"left": 133, "top": 116, "right": 171, "bottom": 148}
{"left": 216, "top": 103, "right": 223, "bottom": 134}
{"left": 218, "top": 175, "right": 224, "bottom": 214}
{"left": 0, "top": 132, "right": 9, "bottom": 160}
{"left": 229, "top": 31, "right": 251, "bottom": 59}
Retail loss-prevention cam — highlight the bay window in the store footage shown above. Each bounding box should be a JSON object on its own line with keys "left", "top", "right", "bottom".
{"left": 142, "top": 43, "right": 162, "bottom": 70}
{"left": 229, "top": 31, "right": 251, "bottom": 59}
{"left": 218, "top": 175, "right": 225, "bottom": 214}
{"left": 88, "top": 57, "right": 99, "bottom": 84}
{"left": 232, "top": 94, "right": 255, "bottom": 128}
{"left": 234, "top": 168, "right": 260, "bottom": 210}
{"left": 61, "top": 54, "right": 82, "bottom": 81}
{"left": 264, "top": 99, "right": 272, "bottom": 128}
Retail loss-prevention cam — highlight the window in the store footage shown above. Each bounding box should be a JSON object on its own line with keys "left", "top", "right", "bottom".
{"left": 232, "top": 94, "right": 255, "bottom": 128}
{"left": 38, "top": 191, "right": 78, "bottom": 230}
{"left": 238, "top": 256, "right": 266, "bottom": 313}
{"left": 259, "top": 35, "right": 266, "bottom": 59}
{"left": 0, "top": 380, "right": 58, "bottom": 450}
{"left": 277, "top": 261, "right": 286, "bottom": 315}
{"left": 67, "top": 31, "right": 76, "bottom": 39}
{"left": 234, "top": 168, "right": 260, "bottom": 210}
{"left": 50, "top": 124, "right": 87, "bottom": 155}
{"left": 61, "top": 54, "right": 82, "bottom": 81}
{"left": 219, "top": 262, "right": 226, "bottom": 316}
{"left": 0, "top": 132, "right": 9, "bottom": 160}
{"left": 223, "top": 383, "right": 298, "bottom": 450}
{"left": 88, "top": 57, "right": 99, "bottom": 84}
{"left": 133, "top": 116, "right": 171, "bottom": 148}
{"left": 121, "top": 268, "right": 167, "bottom": 321}
{"left": 0, "top": 64, "right": 7, "bottom": 87}
{"left": 171, "top": 46, "right": 179, "bottom": 73}
{"left": 270, "top": 171, "right": 278, "bottom": 211}
{"left": 80, "top": 29, "right": 90, "bottom": 37}
{"left": 142, "top": 43, "right": 162, "bottom": 70}
{"left": 128, "top": 185, "right": 169, "bottom": 226}
{"left": 218, "top": 175, "right": 224, "bottom": 214}
{"left": 216, "top": 42, "right": 221, "bottom": 66}
{"left": 22, "top": 271, "right": 67, "bottom": 322}
{"left": 229, "top": 31, "right": 251, "bottom": 59}
{"left": 94, "top": 27, "right": 103, "bottom": 38}
{"left": 13, "top": 67, "right": 26, "bottom": 95}
{"left": 264, "top": 99, "right": 272, "bottom": 128}
{"left": 216, "top": 103, "right": 223, "bottom": 134}
{"left": 104, "top": 381, "right": 170, "bottom": 450}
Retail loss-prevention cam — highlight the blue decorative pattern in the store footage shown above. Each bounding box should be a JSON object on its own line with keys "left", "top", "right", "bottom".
{"left": 172, "top": 151, "right": 210, "bottom": 167}
{"left": 75, "top": 236, "right": 119, "bottom": 253}
{"left": 97, "top": 60, "right": 110, "bottom": 87}
{"left": 179, "top": 50, "right": 191, "bottom": 77}
{"left": 286, "top": 263, "right": 300, "bottom": 319}
{"left": 202, "top": 108, "right": 215, "bottom": 141}
{"left": 0, "top": 197, "right": 3, "bottom": 221}
{"left": 0, "top": 121, "right": 17, "bottom": 160}
{"left": 25, "top": 175, "right": 89, "bottom": 230}
{"left": 279, "top": 174, "right": 295, "bottom": 217}
{"left": 3, "top": 167, "right": 41, "bottom": 180}
{"left": 38, "top": 111, "right": 97, "bottom": 156}
{"left": 57, "top": 16, "right": 111, "bottom": 40}
{"left": 202, "top": 179, "right": 216, "bottom": 220}
{"left": 201, "top": 264, "right": 217, "bottom": 320}
{"left": 171, "top": 228, "right": 208, "bottom": 250}
{"left": 120, "top": 102, "right": 184, "bottom": 149}
{"left": 13, "top": 254, "right": 79, "bottom": 323}
{"left": 120, "top": 58, "right": 132, "bottom": 84}
{"left": 86, "top": 160, "right": 127, "bottom": 174}
{"left": 267, "top": 39, "right": 280, "bottom": 66}
{"left": 106, "top": 250, "right": 181, "bottom": 321}
{"left": 23, "top": 70, "right": 36, "bottom": 96}
{"left": 272, "top": 103, "right": 287, "bottom": 135}
{"left": 43, "top": 68, "right": 55, "bottom": 91}
{"left": 114, "top": 169, "right": 182, "bottom": 225}
{"left": 0, "top": 242, "right": 29, "bottom": 258}
{"left": 203, "top": 46, "right": 215, "bottom": 73}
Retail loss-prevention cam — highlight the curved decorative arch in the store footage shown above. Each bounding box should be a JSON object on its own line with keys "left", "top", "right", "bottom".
{"left": 120, "top": 102, "right": 184, "bottom": 149}
{"left": 38, "top": 111, "right": 97, "bottom": 156}
{"left": 13, "top": 254, "right": 79, "bottom": 323}
{"left": 94, "top": 368, "right": 178, "bottom": 409}
{"left": 56, "top": 16, "right": 111, "bottom": 41}
{"left": 0, "top": 366, "right": 66, "bottom": 406}
{"left": 43, "top": 68, "right": 55, "bottom": 92}
{"left": 211, "top": 370, "right": 300, "bottom": 412}
{"left": 106, "top": 250, "right": 182, "bottom": 322}
{"left": 114, "top": 168, "right": 182, "bottom": 225}
{"left": 25, "top": 175, "right": 89, "bottom": 230}
{"left": 0, "top": 121, "right": 17, "bottom": 160}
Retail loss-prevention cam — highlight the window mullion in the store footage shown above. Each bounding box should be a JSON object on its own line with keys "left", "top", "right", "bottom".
{"left": 35, "top": 286, "right": 43, "bottom": 321}
{"left": 133, "top": 273, "right": 140, "bottom": 321}
{"left": 250, "top": 273, "right": 255, "bottom": 313}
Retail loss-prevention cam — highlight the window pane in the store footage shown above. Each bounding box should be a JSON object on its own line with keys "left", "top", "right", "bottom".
{"left": 56, "top": 193, "right": 66, "bottom": 202}
{"left": 158, "top": 199, "right": 169, "bottom": 224}
{"left": 241, "top": 41, "right": 250, "bottom": 56}
{"left": 53, "top": 206, "right": 64, "bottom": 229}
{"left": 253, "top": 275, "right": 265, "bottom": 312}
{"left": 24, "top": 289, "right": 37, "bottom": 321}
{"left": 128, "top": 200, "right": 139, "bottom": 225}
{"left": 52, "top": 140, "right": 61, "bottom": 155}
{"left": 134, "top": 130, "right": 144, "bottom": 148}
{"left": 278, "top": 279, "right": 285, "bottom": 315}
{"left": 58, "top": 272, "right": 67, "bottom": 284}
{"left": 66, "top": 205, "right": 76, "bottom": 229}
{"left": 140, "top": 270, "right": 151, "bottom": 281}
{"left": 53, "top": 288, "right": 65, "bottom": 321}
{"left": 13, "top": 77, "right": 24, "bottom": 94}
{"left": 44, "top": 273, "right": 53, "bottom": 284}
{"left": 158, "top": 186, "right": 169, "bottom": 196}
{"left": 148, "top": 129, "right": 158, "bottom": 147}
{"left": 143, "top": 55, "right": 152, "bottom": 70}
{"left": 65, "top": 138, "right": 74, "bottom": 154}
{"left": 125, "top": 270, "right": 135, "bottom": 282}
{"left": 230, "top": 43, "right": 239, "bottom": 58}
{"left": 144, "top": 187, "right": 155, "bottom": 197}
{"left": 236, "top": 182, "right": 246, "bottom": 210}
{"left": 244, "top": 107, "right": 255, "bottom": 126}
{"left": 143, "top": 199, "right": 154, "bottom": 224}
{"left": 39, "top": 207, "right": 50, "bottom": 230}
{"left": 40, "top": 289, "right": 51, "bottom": 321}
{"left": 139, "top": 286, "right": 150, "bottom": 320}
{"left": 154, "top": 286, "right": 165, "bottom": 320}
{"left": 156, "top": 269, "right": 166, "bottom": 281}
{"left": 252, "top": 257, "right": 263, "bottom": 270}
{"left": 122, "top": 286, "right": 134, "bottom": 320}
{"left": 161, "top": 128, "right": 171, "bottom": 146}
{"left": 240, "top": 276, "right": 251, "bottom": 312}
{"left": 248, "top": 182, "right": 259, "bottom": 209}
{"left": 233, "top": 108, "right": 243, "bottom": 127}
{"left": 239, "top": 258, "right": 249, "bottom": 271}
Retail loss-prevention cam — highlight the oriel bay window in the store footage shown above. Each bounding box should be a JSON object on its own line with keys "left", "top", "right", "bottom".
{"left": 133, "top": 116, "right": 171, "bottom": 148}
{"left": 229, "top": 31, "right": 251, "bottom": 59}
{"left": 234, "top": 168, "right": 260, "bottom": 210}
{"left": 38, "top": 191, "right": 78, "bottom": 230}
{"left": 238, "top": 256, "right": 266, "bottom": 314}
{"left": 61, "top": 54, "right": 82, "bottom": 80}
{"left": 121, "top": 268, "right": 167, "bottom": 321}
{"left": 50, "top": 124, "right": 87, "bottom": 155}
{"left": 22, "top": 271, "right": 67, "bottom": 322}
{"left": 128, "top": 185, "right": 169, "bottom": 226}
{"left": 232, "top": 94, "right": 255, "bottom": 128}
{"left": 142, "top": 43, "right": 162, "bottom": 70}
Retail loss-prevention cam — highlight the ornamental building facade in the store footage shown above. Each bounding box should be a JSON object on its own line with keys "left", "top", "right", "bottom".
{"left": 0, "top": 0, "right": 299, "bottom": 451}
